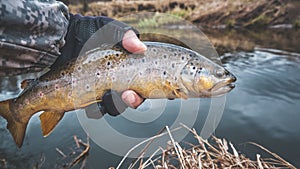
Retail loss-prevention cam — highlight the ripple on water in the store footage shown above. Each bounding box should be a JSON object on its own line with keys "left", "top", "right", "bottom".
{"left": 218, "top": 48, "right": 300, "bottom": 167}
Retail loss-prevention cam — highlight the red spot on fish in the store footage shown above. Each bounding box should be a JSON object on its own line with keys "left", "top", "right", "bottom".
{"left": 39, "top": 92, "right": 44, "bottom": 97}
{"left": 55, "top": 84, "right": 59, "bottom": 90}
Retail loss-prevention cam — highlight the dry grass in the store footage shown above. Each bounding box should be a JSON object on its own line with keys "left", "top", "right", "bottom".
{"left": 55, "top": 135, "right": 90, "bottom": 169}
{"left": 68, "top": 0, "right": 295, "bottom": 28}
{"left": 113, "top": 124, "right": 296, "bottom": 169}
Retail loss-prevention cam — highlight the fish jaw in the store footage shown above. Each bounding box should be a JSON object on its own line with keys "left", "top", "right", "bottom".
{"left": 201, "top": 72, "right": 236, "bottom": 97}
{"left": 179, "top": 57, "right": 237, "bottom": 98}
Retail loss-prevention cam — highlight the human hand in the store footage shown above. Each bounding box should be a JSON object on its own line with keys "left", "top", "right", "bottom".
{"left": 121, "top": 30, "right": 146, "bottom": 108}
{"left": 60, "top": 15, "right": 147, "bottom": 117}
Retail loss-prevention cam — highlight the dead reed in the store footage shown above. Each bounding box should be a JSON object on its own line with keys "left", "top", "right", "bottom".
{"left": 113, "top": 123, "right": 296, "bottom": 169}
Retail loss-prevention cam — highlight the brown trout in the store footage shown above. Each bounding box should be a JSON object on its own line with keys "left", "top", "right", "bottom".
{"left": 0, "top": 42, "right": 236, "bottom": 147}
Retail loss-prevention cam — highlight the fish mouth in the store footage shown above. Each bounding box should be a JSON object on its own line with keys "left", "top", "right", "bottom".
{"left": 210, "top": 76, "right": 236, "bottom": 97}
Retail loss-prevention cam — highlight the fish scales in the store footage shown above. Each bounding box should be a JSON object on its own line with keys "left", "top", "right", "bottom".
{"left": 0, "top": 41, "right": 236, "bottom": 147}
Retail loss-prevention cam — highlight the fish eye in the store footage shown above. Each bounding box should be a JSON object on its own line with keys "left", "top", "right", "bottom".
{"left": 216, "top": 69, "right": 225, "bottom": 78}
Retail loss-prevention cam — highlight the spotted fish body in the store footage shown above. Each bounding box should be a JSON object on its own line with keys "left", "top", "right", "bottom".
{"left": 0, "top": 42, "right": 236, "bottom": 147}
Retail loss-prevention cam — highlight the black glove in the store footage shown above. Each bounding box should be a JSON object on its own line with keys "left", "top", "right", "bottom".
{"left": 53, "top": 14, "right": 140, "bottom": 118}
{"left": 51, "top": 14, "right": 139, "bottom": 68}
{"left": 85, "top": 90, "right": 128, "bottom": 118}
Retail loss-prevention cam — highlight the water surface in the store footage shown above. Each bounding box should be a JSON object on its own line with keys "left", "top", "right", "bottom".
{"left": 0, "top": 29, "right": 300, "bottom": 168}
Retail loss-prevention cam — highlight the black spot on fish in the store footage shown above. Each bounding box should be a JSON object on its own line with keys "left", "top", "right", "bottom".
{"left": 141, "top": 58, "right": 145, "bottom": 63}
{"left": 85, "top": 84, "right": 90, "bottom": 91}
{"left": 61, "top": 72, "right": 65, "bottom": 76}
{"left": 116, "top": 53, "right": 119, "bottom": 57}
{"left": 192, "top": 66, "right": 196, "bottom": 70}
{"left": 171, "top": 63, "right": 175, "bottom": 68}
{"left": 198, "top": 69, "right": 202, "bottom": 74}
{"left": 181, "top": 56, "right": 185, "bottom": 60}
{"left": 190, "top": 62, "right": 193, "bottom": 65}
{"left": 163, "top": 71, "right": 166, "bottom": 75}
{"left": 163, "top": 54, "right": 167, "bottom": 59}
{"left": 77, "top": 66, "right": 82, "bottom": 71}
{"left": 107, "top": 61, "right": 111, "bottom": 66}
{"left": 155, "top": 61, "right": 158, "bottom": 65}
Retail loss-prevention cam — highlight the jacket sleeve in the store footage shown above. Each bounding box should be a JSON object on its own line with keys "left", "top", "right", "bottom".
{"left": 51, "top": 14, "right": 139, "bottom": 69}
{"left": 0, "top": 0, "right": 69, "bottom": 76}
{"left": 54, "top": 14, "right": 141, "bottom": 117}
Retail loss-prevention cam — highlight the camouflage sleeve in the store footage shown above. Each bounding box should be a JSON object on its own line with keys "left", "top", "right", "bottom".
{"left": 51, "top": 14, "right": 139, "bottom": 69}
{"left": 0, "top": 0, "right": 69, "bottom": 76}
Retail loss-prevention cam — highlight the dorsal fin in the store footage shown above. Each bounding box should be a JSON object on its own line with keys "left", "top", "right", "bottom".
{"left": 20, "top": 79, "right": 35, "bottom": 89}
{"left": 39, "top": 111, "right": 65, "bottom": 137}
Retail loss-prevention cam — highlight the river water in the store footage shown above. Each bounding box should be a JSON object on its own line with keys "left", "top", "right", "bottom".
{"left": 0, "top": 29, "right": 300, "bottom": 168}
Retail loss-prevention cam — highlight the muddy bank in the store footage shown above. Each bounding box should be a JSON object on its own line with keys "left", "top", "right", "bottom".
{"left": 137, "top": 27, "right": 300, "bottom": 56}
{"left": 67, "top": 0, "right": 300, "bottom": 55}
{"left": 68, "top": 0, "right": 300, "bottom": 28}
{"left": 203, "top": 29, "right": 300, "bottom": 55}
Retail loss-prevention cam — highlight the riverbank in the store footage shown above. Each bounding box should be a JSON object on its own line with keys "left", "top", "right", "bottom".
{"left": 68, "top": 0, "right": 300, "bottom": 29}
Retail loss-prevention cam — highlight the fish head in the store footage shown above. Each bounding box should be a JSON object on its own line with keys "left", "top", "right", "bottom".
{"left": 180, "top": 57, "right": 236, "bottom": 97}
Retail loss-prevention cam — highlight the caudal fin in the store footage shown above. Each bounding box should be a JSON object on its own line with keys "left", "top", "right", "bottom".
{"left": 0, "top": 99, "right": 28, "bottom": 147}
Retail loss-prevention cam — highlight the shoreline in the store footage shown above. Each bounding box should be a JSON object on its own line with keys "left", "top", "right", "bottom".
{"left": 68, "top": 0, "right": 300, "bottom": 29}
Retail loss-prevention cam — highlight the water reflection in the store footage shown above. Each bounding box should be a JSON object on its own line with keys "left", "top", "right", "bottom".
{"left": 0, "top": 36, "right": 300, "bottom": 167}
{"left": 214, "top": 48, "right": 300, "bottom": 167}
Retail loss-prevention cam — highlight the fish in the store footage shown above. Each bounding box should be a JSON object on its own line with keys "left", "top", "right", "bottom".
{"left": 0, "top": 41, "right": 236, "bottom": 147}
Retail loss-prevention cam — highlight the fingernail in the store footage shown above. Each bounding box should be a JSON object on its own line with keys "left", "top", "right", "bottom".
{"left": 138, "top": 41, "right": 147, "bottom": 51}
{"left": 132, "top": 40, "right": 147, "bottom": 54}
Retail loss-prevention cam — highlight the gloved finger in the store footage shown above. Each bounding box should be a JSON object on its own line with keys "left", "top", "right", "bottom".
{"left": 85, "top": 103, "right": 105, "bottom": 119}
{"left": 100, "top": 90, "right": 128, "bottom": 116}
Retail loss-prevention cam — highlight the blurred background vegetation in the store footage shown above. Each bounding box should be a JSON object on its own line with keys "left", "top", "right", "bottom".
{"left": 62, "top": 0, "right": 300, "bottom": 28}
{"left": 59, "top": 0, "right": 300, "bottom": 54}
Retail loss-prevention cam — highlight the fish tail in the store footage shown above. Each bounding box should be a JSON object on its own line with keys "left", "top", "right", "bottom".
{"left": 0, "top": 99, "right": 28, "bottom": 147}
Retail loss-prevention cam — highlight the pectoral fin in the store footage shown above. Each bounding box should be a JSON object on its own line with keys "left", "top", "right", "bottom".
{"left": 39, "top": 111, "right": 65, "bottom": 137}
{"left": 173, "top": 88, "right": 188, "bottom": 99}
{"left": 164, "top": 81, "right": 188, "bottom": 99}
{"left": 78, "top": 99, "right": 102, "bottom": 108}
